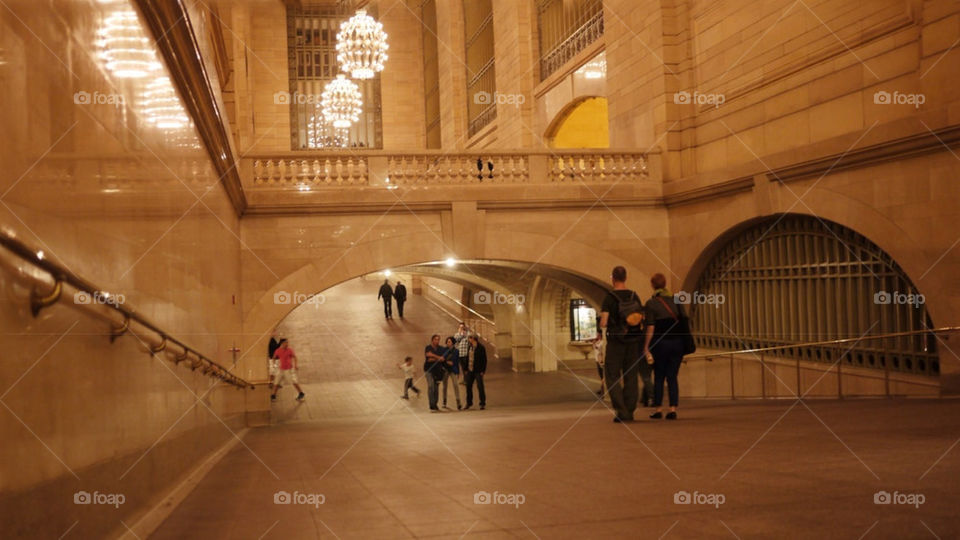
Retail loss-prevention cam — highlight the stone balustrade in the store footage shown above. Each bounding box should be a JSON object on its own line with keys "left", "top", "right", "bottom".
{"left": 243, "top": 149, "right": 654, "bottom": 189}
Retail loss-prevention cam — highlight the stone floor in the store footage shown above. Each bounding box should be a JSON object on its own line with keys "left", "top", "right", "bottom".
{"left": 153, "top": 280, "right": 960, "bottom": 539}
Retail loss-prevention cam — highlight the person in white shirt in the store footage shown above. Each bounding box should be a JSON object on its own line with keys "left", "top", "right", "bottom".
{"left": 398, "top": 356, "right": 420, "bottom": 399}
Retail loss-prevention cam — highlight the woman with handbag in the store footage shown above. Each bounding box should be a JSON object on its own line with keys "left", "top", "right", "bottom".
{"left": 642, "top": 273, "right": 695, "bottom": 420}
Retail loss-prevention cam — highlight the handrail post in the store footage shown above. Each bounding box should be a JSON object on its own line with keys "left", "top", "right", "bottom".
{"left": 760, "top": 353, "right": 766, "bottom": 399}
{"left": 836, "top": 347, "right": 843, "bottom": 399}
{"left": 796, "top": 356, "right": 802, "bottom": 397}
{"left": 729, "top": 353, "right": 735, "bottom": 400}
{"left": 884, "top": 356, "right": 891, "bottom": 398}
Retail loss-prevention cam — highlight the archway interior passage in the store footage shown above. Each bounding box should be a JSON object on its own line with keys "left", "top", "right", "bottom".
{"left": 691, "top": 214, "right": 937, "bottom": 376}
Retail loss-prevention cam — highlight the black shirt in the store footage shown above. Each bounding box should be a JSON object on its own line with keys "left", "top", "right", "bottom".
{"left": 394, "top": 284, "right": 407, "bottom": 301}
{"left": 268, "top": 337, "right": 281, "bottom": 359}
{"left": 424, "top": 344, "right": 445, "bottom": 376}
{"left": 601, "top": 289, "right": 642, "bottom": 342}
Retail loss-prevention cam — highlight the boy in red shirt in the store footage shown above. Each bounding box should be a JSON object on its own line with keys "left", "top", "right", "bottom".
{"left": 271, "top": 339, "right": 305, "bottom": 402}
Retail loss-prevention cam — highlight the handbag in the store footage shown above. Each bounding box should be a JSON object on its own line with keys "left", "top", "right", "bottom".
{"left": 656, "top": 296, "right": 697, "bottom": 356}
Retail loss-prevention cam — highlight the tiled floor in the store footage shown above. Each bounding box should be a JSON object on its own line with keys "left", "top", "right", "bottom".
{"left": 153, "top": 280, "right": 960, "bottom": 539}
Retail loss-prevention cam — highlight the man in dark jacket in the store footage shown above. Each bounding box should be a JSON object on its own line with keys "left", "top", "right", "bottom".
{"left": 267, "top": 330, "right": 281, "bottom": 394}
{"left": 394, "top": 280, "right": 407, "bottom": 319}
{"left": 377, "top": 279, "right": 394, "bottom": 319}
{"left": 464, "top": 335, "right": 487, "bottom": 410}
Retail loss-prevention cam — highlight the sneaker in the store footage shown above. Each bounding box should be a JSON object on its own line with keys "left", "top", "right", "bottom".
{"left": 402, "top": 395, "right": 409, "bottom": 400}
{"left": 457, "top": 403, "right": 462, "bottom": 410}
{"left": 479, "top": 405, "right": 485, "bottom": 410}
{"left": 665, "top": 411, "right": 677, "bottom": 420}
{"left": 296, "top": 392, "right": 305, "bottom": 401}
{"left": 270, "top": 395, "right": 276, "bottom": 402}
{"left": 649, "top": 412, "right": 663, "bottom": 419}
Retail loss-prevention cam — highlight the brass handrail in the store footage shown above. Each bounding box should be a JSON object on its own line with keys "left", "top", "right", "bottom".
{"left": 684, "top": 327, "right": 959, "bottom": 360}
{"left": 0, "top": 230, "right": 253, "bottom": 389}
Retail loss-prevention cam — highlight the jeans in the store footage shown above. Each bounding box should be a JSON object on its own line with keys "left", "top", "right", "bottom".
{"left": 403, "top": 378, "right": 419, "bottom": 398}
{"left": 652, "top": 338, "right": 684, "bottom": 407}
{"left": 441, "top": 370, "right": 461, "bottom": 406}
{"left": 382, "top": 299, "right": 392, "bottom": 318}
{"left": 604, "top": 338, "right": 640, "bottom": 420}
{"left": 464, "top": 371, "right": 485, "bottom": 408}
{"left": 425, "top": 371, "right": 439, "bottom": 409}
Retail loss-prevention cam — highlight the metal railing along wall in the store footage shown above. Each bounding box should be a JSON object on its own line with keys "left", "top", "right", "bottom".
{"left": 423, "top": 283, "right": 496, "bottom": 344}
{"left": 682, "top": 327, "right": 957, "bottom": 399}
{"left": 0, "top": 231, "right": 253, "bottom": 389}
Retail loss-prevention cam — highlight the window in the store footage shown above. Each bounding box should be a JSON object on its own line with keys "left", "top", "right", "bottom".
{"left": 421, "top": 0, "right": 441, "bottom": 148}
{"left": 692, "top": 215, "right": 937, "bottom": 375}
{"left": 570, "top": 299, "right": 598, "bottom": 341}
{"left": 286, "top": 5, "right": 382, "bottom": 149}
{"left": 463, "top": 0, "right": 496, "bottom": 137}
{"left": 536, "top": 0, "right": 603, "bottom": 80}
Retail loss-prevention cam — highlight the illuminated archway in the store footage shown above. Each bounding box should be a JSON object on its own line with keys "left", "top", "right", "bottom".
{"left": 545, "top": 96, "right": 609, "bottom": 148}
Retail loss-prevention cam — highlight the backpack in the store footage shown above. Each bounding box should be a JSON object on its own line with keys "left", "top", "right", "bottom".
{"left": 611, "top": 290, "right": 644, "bottom": 341}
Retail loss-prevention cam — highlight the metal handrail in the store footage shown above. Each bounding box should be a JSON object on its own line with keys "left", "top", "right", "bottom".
{"left": 0, "top": 230, "right": 253, "bottom": 389}
{"left": 424, "top": 283, "right": 495, "bottom": 325}
{"left": 684, "top": 327, "right": 959, "bottom": 360}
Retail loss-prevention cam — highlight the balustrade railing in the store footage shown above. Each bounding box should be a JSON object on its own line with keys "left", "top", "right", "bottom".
{"left": 244, "top": 149, "right": 654, "bottom": 188}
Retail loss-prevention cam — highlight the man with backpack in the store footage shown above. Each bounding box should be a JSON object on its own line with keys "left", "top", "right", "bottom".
{"left": 599, "top": 266, "right": 644, "bottom": 422}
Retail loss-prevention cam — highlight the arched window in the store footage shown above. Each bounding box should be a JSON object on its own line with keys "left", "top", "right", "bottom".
{"left": 691, "top": 215, "right": 937, "bottom": 375}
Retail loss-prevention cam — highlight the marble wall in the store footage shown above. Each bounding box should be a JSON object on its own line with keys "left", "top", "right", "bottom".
{"left": 0, "top": 1, "right": 248, "bottom": 536}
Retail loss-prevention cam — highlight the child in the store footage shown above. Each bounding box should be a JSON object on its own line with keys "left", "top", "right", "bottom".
{"left": 398, "top": 356, "right": 420, "bottom": 399}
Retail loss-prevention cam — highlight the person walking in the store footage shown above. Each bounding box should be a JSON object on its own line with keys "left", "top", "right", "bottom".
{"left": 599, "top": 266, "right": 644, "bottom": 423}
{"left": 271, "top": 339, "right": 305, "bottom": 402}
{"left": 267, "top": 330, "right": 281, "bottom": 395}
{"left": 394, "top": 281, "right": 407, "bottom": 319}
{"left": 398, "top": 356, "right": 420, "bottom": 399}
{"left": 643, "top": 273, "right": 687, "bottom": 420}
{"left": 463, "top": 335, "right": 487, "bottom": 410}
{"left": 440, "top": 336, "right": 463, "bottom": 410}
{"left": 424, "top": 334, "right": 446, "bottom": 412}
{"left": 592, "top": 332, "right": 605, "bottom": 397}
{"left": 378, "top": 279, "right": 394, "bottom": 319}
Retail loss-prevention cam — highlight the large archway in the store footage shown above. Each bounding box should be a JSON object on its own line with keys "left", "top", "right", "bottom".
{"left": 685, "top": 213, "right": 937, "bottom": 377}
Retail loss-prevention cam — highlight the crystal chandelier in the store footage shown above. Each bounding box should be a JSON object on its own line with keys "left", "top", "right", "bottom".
{"left": 321, "top": 74, "right": 363, "bottom": 129}
{"left": 308, "top": 108, "right": 349, "bottom": 148}
{"left": 336, "top": 9, "right": 389, "bottom": 79}
{"left": 96, "top": 9, "right": 161, "bottom": 78}
{"left": 142, "top": 77, "right": 189, "bottom": 129}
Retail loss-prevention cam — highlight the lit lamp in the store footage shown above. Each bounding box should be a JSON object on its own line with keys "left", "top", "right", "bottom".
{"left": 336, "top": 9, "right": 389, "bottom": 79}
{"left": 96, "top": 10, "right": 161, "bottom": 78}
{"left": 320, "top": 74, "right": 363, "bottom": 129}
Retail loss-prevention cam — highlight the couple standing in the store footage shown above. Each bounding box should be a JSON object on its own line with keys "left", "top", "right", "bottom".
{"left": 601, "top": 267, "right": 688, "bottom": 423}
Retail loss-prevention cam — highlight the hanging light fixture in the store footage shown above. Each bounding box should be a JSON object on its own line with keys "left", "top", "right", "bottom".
{"left": 336, "top": 9, "right": 389, "bottom": 79}
{"left": 142, "top": 77, "right": 189, "bottom": 129}
{"left": 308, "top": 106, "right": 350, "bottom": 148}
{"left": 321, "top": 74, "right": 363, "bottom": 129}
{"left": 96, "top": 9, "right": 161, "bottom": 78}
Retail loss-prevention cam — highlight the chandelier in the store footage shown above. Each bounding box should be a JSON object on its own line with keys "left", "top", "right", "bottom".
{"left": 308, "top": 108, "right": 349, "bottom": 148}
{"left": 96, "top": 9, "right": 161, "bottom": 78}
{"left": 321, "top": 74, "right": 363, "bottom": 129}
{"left": 142, "top": 77, "right": 189, "bottom": 129}
{"left": 336, "top": 9, "right": 389, "bottom": 79}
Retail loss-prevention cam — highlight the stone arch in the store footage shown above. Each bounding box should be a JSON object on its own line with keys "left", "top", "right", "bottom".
{"left": 240, "top": 230, "right": 643, "bottom": 376}
{"left": 543, "top": 95, "right": 609, "bottom": 148}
